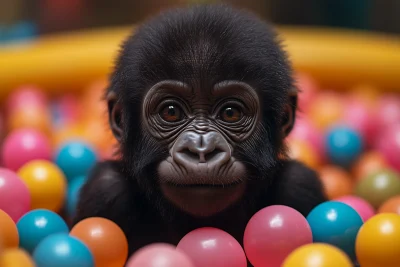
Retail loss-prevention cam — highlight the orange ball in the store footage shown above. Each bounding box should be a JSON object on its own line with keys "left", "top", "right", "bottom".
{"left": 81, "top": 118, "right": 116, "bottom": 152}
{"left": 352, "top": 151, "right": 389, "bottom": 182}
{"left": 0, "top": 248, "right": 36, "bottom": 267}
{"left": 318, "top": 165, "right": 354, "bottom": 200}
{"left": 308, "top": 91, "right": 344, "bottom": 130}
{"left": 70, "top": 217, "right": 128, "bottom": 267}
{"left": 7, "top": 107, "right": 51, "bottom": 135}
{"left": 287, "top": 138, "right": 319, "bottom": 169}
{"left": 0, "top": 210, "right": 19, "bottom": 249}
{"left": 378, "top": 196, "right": 400, "bottom": 215}
{"left": 81, "top": 79, "right": 108, "bottom": 119}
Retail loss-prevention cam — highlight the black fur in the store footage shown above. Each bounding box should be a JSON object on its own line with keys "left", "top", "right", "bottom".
{"left": 74, "top": 4, "right": 327, "bottom": 265}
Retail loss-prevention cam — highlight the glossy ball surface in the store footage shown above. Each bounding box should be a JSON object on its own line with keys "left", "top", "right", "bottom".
{"left": 0, "top": 248, "right": 36, "bottom": 267}
{"left": 17, "top": 209, "right": 69, "bottom": 253}
{"left": 352, "top": 151, "right": 388, "bottom": 182}
{"left": 54, "top": 141, "right": 97, "bottom": 182}
{"left": 0, "top": 209, "right": 19, "bottom": 248}
{"left": 244, "top": 205, "right": 312, "bottom": 267}
{"left": 378, "top": 195, "right": 400, "bottom": 215}
{"left": 18, "top": 160, "right": 67, "bottom": 212}
{"left": 177, "top": 227, "right": 247, "bottom": 267}
{"left": 356, "top": 213, "right": 400, "bottom": 267}
{"left": 33, "top": 233, "right": 94, "bottom": 267}
{"left": 0, "top": 168, "right": 31, "bottom": 222}
{"left": 335, "top": 195, "right": 375, "bottom": 222}
{"left": 65, "top": 175, "right": 86, "bottom": 218}
{"left": 306, "top": 201, "right": 363, "bottom": 260}
{"left": 375, "top": 124, "right": 400, "bottom": 172}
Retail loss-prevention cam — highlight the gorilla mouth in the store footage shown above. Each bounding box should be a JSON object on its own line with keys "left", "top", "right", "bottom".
{"left": 164, "top": 180, "right": 243, "bottom": 188}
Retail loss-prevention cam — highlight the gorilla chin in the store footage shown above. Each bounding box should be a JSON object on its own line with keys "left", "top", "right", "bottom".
{"left": 158, "top": 158, "right": 247, "bottom": 217}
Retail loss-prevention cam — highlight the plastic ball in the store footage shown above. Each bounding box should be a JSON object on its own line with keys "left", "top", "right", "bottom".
{"left": 0, "top": 168, "right": 31, "bottom": 222}
{"left": 52, "top": 124, "right": 86, "bottom": 148}
{"left": 1, "top": 128, "right": 52, "bottom": 171}
{"left": 289, "top": 116, "right": 325, "bottom": 161}
{"left": 306, "top": 201, "right": 363, "bottom": 260}
{"left": 54, "top": 141, "right": 97, "bottom": 182}
{"left": 65, "top": 176, "right": 86, "bottom": 218}
{"left": 70, "top": 217, "right": 128, "bottom": 267}
{"left": 0, "top": 209, "right": 19, "bottom": 248}
{"left": 18, "top": 160, "right": 67, "bottom": 212}
{"left": 177, "top": 227, "right": 247, "bottom": 267}
{"left": 243, "top": 205, "right": 312, "bottom": 267}
{"left": 17, "top": 209, "right": 69, "bottom": 253}
{"left": 356, "top": 213, "right": 400, "bottom": 267}
{"left": 80, "top": 79, "right": 108, "bottom": 120}
{"left": 347, "top": 84, "right": 380, "bottom": 109}
{"left": 375, "top": 95, "right": 400, "bottom": 131}
{"left": 335, "top": 195, "right": 375, "bottom": 222}
{"left": 126, "top": 243, "right": 195, "bottom": 267}
{"left": 287, "top": 138, "right": 319, "bottom": 169}
{"left": 352, "top": 151, "right": 389, "bottom": 182}
{"left": 33, "top": 233, "right": 94, "bottom": 267}
{"left": 282, "top": 243, "right": 353, "bottom": 267}
{"left": 295, "top": 72, "right": 318, "bottom": 112}
{"left": 308, "top": 91, "right": 344, "bottom": 130}
{"left": 325, "top": 125, "right": 363, "bottom": 168}
{"left": 7, "top": 106, "right": 52, "bottom": 135}
{"left": 375, "top": 124, "right": 400, "bottom": 172}
{"left": 378, "top": 195, "right": 400, "bottom": 215}
{"left": 354, "top": 169, "right": 400, "bottom": 209}
{"left": 0, "top": 248, "right": 36, "bottom": 267}
{"left": 318, "top": 165, "right": 353, "bottom": 200}
{"left": 5, "top": 85, "right": 47, "bottom": 114}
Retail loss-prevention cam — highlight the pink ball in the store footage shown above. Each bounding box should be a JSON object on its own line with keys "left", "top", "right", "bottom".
{"left": 341, "top": 100, "right": 378, "bottom": 147}
{"left": 126, "top": 243, "right": 195, "bottom": 267}
{"left": 376, "top": 95, "right": 400, "bottom": 131}
{"left": 335, "top": 195, "right": 375, "bottom": 222}
{"left": 244, "top": 205, "right": 312, "bottom": 267}
{"left": 1, "top": 128, "right": 52, "bottom": 171}
{"left": 177, "top": 227, "right": 247, "bottom": 267}
{"left": 375, "top": 124, "right": 400, "bottom": 172}
{"left": 295, "top": 73, "right": 318, "bottom": 112}
{"left": 0, "top": 167, "right": 31, "bottom": 222}
{"left": 5, "top": 85, "right": 47, "bottom": 114}
{"left": 289, "top": 116, "right": 325, "bottom": 161}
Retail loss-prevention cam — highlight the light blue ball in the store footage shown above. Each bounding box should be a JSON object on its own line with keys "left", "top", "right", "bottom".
{"left": 65, "top": 176, "right": 87, "bottom": 218}
{"left": 326, "top": 125, "right": 363, "bottom": 168}
{"left": 54, "top": 141, "right": 97, "bottom": 182}
{"left": 17, "top": 209, "right": 69, "bottom": 253}
{"left": 33, "top": 233, "right": 94, "bottom": 267}
{"left": 306, "top": 201, "right": 363, "bottom": 260}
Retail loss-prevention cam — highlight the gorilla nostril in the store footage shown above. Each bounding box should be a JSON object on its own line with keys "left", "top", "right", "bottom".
{"left": 204, "top": 149, "right": 225, "bottom": 163}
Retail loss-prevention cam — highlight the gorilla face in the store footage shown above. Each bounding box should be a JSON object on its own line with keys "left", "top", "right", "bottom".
{"left": 142, "top": 80, "right": 260, "bottom": 216}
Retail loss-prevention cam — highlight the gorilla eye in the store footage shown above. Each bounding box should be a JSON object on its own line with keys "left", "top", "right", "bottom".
{"left": 220, "top": 106, "right": 242, "bottom": 123}
{"left": 160, "top": 105, "right": 183, "bottom": 122}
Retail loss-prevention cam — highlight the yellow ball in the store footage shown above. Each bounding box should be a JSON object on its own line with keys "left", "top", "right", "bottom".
{"left": 0, "top": 248, "right": 36, "bottom": 267}
{"left": 282, "top": 243, "right": 353, "bottom": 267}
{"left": 17, "top": 160, "right": 67, "bottom": 213}
{"left": 356, "top": 213, "right": 400, "bottom": 267}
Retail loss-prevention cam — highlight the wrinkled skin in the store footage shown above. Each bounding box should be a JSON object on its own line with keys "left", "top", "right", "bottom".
{"left": 74, "top": 4, "right": 327, "bottom": 266}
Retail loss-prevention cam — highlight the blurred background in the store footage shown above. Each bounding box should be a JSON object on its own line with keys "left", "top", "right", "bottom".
{"left": 1, "top": 0, "right": 400, "bottom": 43}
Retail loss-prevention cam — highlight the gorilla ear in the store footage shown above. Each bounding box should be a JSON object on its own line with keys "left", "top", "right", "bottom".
{"left": 107, "top": 91, "right": 123, "bottom": 141}
{"left": 281, "top": 87, "right": 298, "bottom": 137}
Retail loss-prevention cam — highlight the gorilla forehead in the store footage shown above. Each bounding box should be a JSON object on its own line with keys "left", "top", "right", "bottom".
{"left": 113, "top": 4, "right": 292, "bottom": 99}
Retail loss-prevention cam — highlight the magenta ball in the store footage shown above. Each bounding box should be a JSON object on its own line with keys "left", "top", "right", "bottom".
{"left": 5, "top": 85, "right": 47, "bottom": 114}
{"left": 375, "top": 124, "right": 400, "bottom": 172}
{"left": 1, "top": 128, "right": 52, "bottom": 171}
{"left": 126, "top": 243, "right": 195, "bottom": 267}
{"left": 376, "top": 95, "right": 400, "bottom": 131}
{"left": 342, "top": 100, "right": 378, "bottom": 147}
{"left": 335, "top": 195, "right": 375, "bottom": 222}
{"left": 177, "top": 227, "right": 247, "bottom": 267}
{"left": 0, "top": 168, "right": 31, "bottom": 222}
{"left": 289, "top": 116, "right": 325, "bottom": 160}
{"left": 243, "top": 205, "right": 312, "bottom": 267}
{"left": 295, "top": 73, "right": 318, "bottom": 112}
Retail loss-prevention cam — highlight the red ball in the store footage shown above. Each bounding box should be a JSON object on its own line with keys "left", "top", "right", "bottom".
{"left": 177, "top": 227, "right": 247, "bottom": 267}
{"left": 244, "top": 205, "right": 312, "bottom": 267}
{"left": 1, "top": 128, "right": 52, "bottom": 171}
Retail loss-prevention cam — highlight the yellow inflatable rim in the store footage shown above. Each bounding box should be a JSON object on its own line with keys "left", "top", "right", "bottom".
{"left": 0, "top": 26, "right": 399, "bottom": 100}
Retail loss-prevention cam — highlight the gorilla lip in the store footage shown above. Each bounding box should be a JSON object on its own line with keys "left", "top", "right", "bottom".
{"left": 164, "top": 180, "right": 243, "bottom": 188}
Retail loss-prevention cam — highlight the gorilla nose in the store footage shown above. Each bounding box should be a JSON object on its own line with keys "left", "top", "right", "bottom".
{"left": 173, "top": 131, "right": 231, "bottom": 167}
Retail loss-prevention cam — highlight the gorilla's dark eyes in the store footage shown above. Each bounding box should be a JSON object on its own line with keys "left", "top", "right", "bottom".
{"left": 160, "top": 105, "right": 183, "bottom": 122}
{"left": 220, "top": 106, "right": 242, "bottom": 123}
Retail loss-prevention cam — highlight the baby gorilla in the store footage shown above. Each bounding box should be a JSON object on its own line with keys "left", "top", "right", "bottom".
{"left": 74, "top": 3, "right": 326, "bottom": 260}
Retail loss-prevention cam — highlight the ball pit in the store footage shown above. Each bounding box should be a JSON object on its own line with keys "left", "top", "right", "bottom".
{"left": 0, "top": 25, "right": 399, "bottom": 267}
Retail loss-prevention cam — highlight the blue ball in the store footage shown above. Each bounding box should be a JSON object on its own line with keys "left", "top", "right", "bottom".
{"left": 17, "top": 209, "right": 69, "bottom": 253}
{"left": 33, "top": 233, "right": 94, "bottom": 267}
{"left": 65, "top": 175, "right": 87, "bottom": 218}
{"left": 306, "top": 201, "right": 363, "bottom": 260}
{"left": 54, "top": 141, "right": 97, "bottom": 182}
{"left": 326, "top": 125, "right": 363, "bottom": 168}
